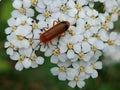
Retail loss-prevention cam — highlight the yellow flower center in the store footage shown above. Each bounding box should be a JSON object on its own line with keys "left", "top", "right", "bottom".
{"left": 18, "top": 7, "right": 26, "bottom": 13}
{"left": 21, "top": 21, "right": 26, "bottom": 25}
{"left": 79, "top": 66, "right": 85, "bottom": 72}
{"left": 60, "top": 4, "right": 67, "bottom": 12}
{"left": 84, "top": 23, "right": 91, "bottom": 30}
{"left": 78, "top": 52, "right": 84, "bottom": 59}
{"left": 10, "top": 25, "right": 17, "bottom": 31}
{"left": 90, "top": 15, "right": 96, "bottom": 19}
{"left": 69, "top": 29, "right": 75, "bottom": 36}
{"left": 92, "top": 65, "right": 96, "bottom": 69}
{"left": 74, "top": 76, "right": 79, "bottom": 82}
{"left": 9, "top": 43, "right": 14, "bottom": 48}
{"left": 32, "top": 22, "right": 37, "bottom": 29}
{"left": 101, "top": 23, "right": 108, "bottom": 29}
{"left": 82, "top": 37, "right": 88, "bottom": 42}
{"left": 107, "top": 40, "right": 114, "bottom": 45}
{"left": 75, "top": 3, "right": 82, "bottom": 11}
{"left": 31, "top": 0, "right": 38, "bottom": 5}
{"left": 91, "top": 45, "right": 97, "bottom": 52}
{"left": 44, "top": 11, "right": 51, "bottom": 17}
{"left": 92, "top": 34, "right": 100, "bottom": 39}
{"left": 106, "top": 15, "right": 112, "bottom": 22}
{"left": 67, "top": 42, "right": 73, "bottom": 49}
{"left": 29, "top": 38, "right": 34, "bottom": 45}
{"left": 53, "top": 48, "right": 60, "bottom": 55}
{"left": 16, "top": 35, "right": 24, "bottom": 40}
{"left": 30, "top": 56, "right": 36, "bottom": 61}
{"left": 59, "top": 66, "right": 66, "bottom": 72}
{"left": 111, "top": 8, "right": 117, "bottom": 14}
{"left": 74, "top": 14, "right": 79, "bottom": 20}
{"left": 19, "top": 55, "right": 26, "bottom": 61}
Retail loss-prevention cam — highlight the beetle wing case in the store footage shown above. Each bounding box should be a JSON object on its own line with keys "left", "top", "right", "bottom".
{"left": 40, "top": 21, "right": 70, "bottom": 43}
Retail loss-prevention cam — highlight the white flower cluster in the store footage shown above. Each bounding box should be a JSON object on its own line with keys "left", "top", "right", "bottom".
{"left": 5, "top": 0, "right": 44, "bottom": 71}
{"left": 5, "top": 0, "right": 120, "bottom": 89}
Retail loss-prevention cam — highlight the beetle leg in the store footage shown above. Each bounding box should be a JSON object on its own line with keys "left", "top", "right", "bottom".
{"left": 43, "top": 27, "right": 48, "bottom": 32}
{"left": 60, "top": 32, "right": 66, "bottom": 37}
{"left": 42, "top": 24, "right": 49, "bottom": 32}
{"left": 50, "top": 41, "right": 53, "bottom": 45}
{"left": 49, "top": 40, "right": 57, "bottom": 46}
{"left": 53, "top": 20, "right": 58, "bottom": 26}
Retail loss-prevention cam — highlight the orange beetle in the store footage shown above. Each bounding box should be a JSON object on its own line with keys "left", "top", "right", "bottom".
{"left": 40, "top": 21, "right": 70, "bottom": 43}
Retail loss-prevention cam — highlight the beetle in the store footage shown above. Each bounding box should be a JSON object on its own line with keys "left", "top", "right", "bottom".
{"left": 39, "top": 21, "right": 70, "bottom": 43}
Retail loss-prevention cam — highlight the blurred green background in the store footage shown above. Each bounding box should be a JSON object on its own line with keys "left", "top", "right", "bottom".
{"left": 0, "top": 0, "right": 120, "bottom": 90}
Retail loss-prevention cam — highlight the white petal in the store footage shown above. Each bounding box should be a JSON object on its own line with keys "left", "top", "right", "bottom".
{"left": 8, "top": 18, "right": 16, "bottom": 26}
{"left": 67, "top": 50, "right": 75, "bottom": 59}
{"left": 43, "top": 0, "right": 52, "bottom": 5}
{"left": 115, "top": 39, "right": 120, "bottom": 46}
{"left": 86, "top": 66, "right": 93, "bottom": 74}
{"left": 59, "top": 45, "right": 67, "bottom": 53}
{"left": 58, "top": 54, "right": 67, "bottom": 62}
{"left": 45, "top": 49, "right": 53, "bottom": 56}
{"left": 68, "top": 81, "right": 76, "bottom": 88}
{"left": 13, "top": 0, "right": 22, "bottom": 9}
{"left": 4, "top": 42, "right": 10, "bottom": 48}
{"left": 15, "top": 62, "right": 23, "bottom": 71}
{"left": 22, "top": 58, "right": 31, "bottom": 69}
{"left": 72, "top": 61, "right": 80, "bottom": 69}
{"left": 6, "top": 48, "right": 14, "bottom": 56}
{"left": 83, "top": 52, "right": 94, "bottom": 61}
{"left": 99, "top": 30, "right": 108, "bottom": 41}
{"left": 58, "top": 72, "right": 66, "bottom": 81}
{"left": 37, "top": 20, "right": 47, "bottom": 28}
{"left": 70, "top": 55, "right": 78, "bottom": 62}
{"left": 19, "top": 47, "right": 32, "bottom": 57}
{"left": 11, "top": 10, "right": 24, "bottom": 18}
{"left": 68, "top": 9, "right": 77, "bottom": 17}
{"left": 91, "top": 70, "right": 98, "bottom": 78}
{"left": 110, "top": 32, "right": 117, "bottom": 40}
{"left": 82, "top": 42, "right": 91, "bottom": 53}
{"left": 77, "top": 81, "right": 85, "bottom": 89}
{"left": 40, "top": 45, "right": 48, "bottom": 52}
{"left": 51, "top": 55, "right": 58, "bottom": 64}
{"left": 15, "top": 40, "right": 29, "bottom": 48}
{"left": 67, "top": 0, "right": 75, "bottom": 8}
{"left": 5, "top": 28, "right": 12, "bottom": 34}
{"left": 15, "top": 25, "right": 32, "bottom": 36}
{"left": 73, "top": 43, "right": 81, "bottom": 53}
{"left": 95, "top": 61, "right": 102, "bottom": 69}
{"left": 26, "top": 9, "right": 34, "bottom": 17}
{"left": 10, "top": 52, "right": 19, "bottom": 60}
{"left": 96, "top": 41, "right": 105, "bottom": 50}
{"left": 67, "top": 68, "right": 79, "bottom": 80}
{"left": 31, "top": 61, "right": 38, "bottom": 68}
{"left": 36, "top": 57, "right": 44, "bottom": 65}
{"left": 50, "top": 67, "right": 59, "bottom": 76}
{"left": 21, "top": 40, "right": 30, "bottom": 48}
{"left": 23, "top": 0, "right": 31, "bottom": 8}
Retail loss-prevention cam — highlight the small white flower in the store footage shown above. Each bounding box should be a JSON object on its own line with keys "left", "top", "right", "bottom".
{"left": 51, "top": 60, "right": 71, "bottom": 81}
{"left": 12, "top": 0, "right": 34, "bottom": 17}
{"left": 86, "top": 55, "right": 103, "bottom": 78}
{"left": 67, "top": 68, "right": 86, "bottom": 88}
{"left": 58, "top": 35, "right": 81, "bottom": 59}
{"left": 103, "top": 32, "right": 120, "bottom": 53}
{"left": 72, "top": 61, "right": 90, "bottom": 78}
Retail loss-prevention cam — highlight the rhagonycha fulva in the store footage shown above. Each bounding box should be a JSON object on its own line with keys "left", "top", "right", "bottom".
{"left": 39, "top": 21, "right": 70, "bottom": 43}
